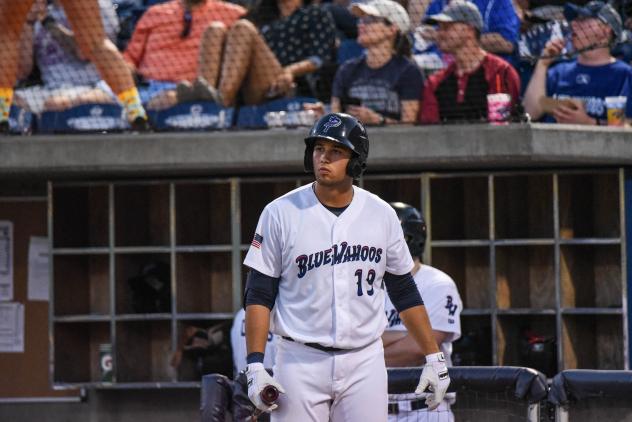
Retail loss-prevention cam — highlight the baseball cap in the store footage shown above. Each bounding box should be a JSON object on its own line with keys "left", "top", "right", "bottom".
{"left": 424, "top": 0, "right": 484, "bottom": 31}
{"left": 564, "top": 1, "right": 622, "bottom": 40}
{"left": 350, "top": 0, "right": 411, "bottom": 34}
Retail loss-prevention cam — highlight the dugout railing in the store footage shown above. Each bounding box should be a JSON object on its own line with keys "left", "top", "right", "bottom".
{"left": 200, "top": 366, "right": 549, "bottom": 422}
{"left": 549, "top": 370, "right": 632, "bottom": 422}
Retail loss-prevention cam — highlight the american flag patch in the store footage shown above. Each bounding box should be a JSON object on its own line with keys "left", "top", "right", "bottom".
{"left": 251, "top": 233, "right": 263, "bottom": 249}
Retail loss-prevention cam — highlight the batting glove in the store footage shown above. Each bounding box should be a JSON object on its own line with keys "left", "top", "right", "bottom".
{"left": 415, "top": 352, "right": 450, "bottom": 411}
{"left": 245, "top": 362, "right": 286, "bottom": 412}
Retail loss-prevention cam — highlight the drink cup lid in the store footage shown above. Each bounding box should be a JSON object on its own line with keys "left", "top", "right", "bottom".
{"left": 487, "top": 93, "right": 511, "bottom": 101}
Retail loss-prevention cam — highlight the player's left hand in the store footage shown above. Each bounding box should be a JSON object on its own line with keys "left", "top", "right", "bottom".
{"left": 415, "top": 352, "right": 450, "bottom": 411}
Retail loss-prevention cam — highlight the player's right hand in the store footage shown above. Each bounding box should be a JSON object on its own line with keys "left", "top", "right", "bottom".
{"left": 416, "top": 352, "right": 450, "bottom": 411}
{"left": 245, "top": 362, "right": 286, "bottom": 412}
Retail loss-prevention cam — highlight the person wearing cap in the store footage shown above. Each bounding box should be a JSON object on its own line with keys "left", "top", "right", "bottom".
{"left": 410, "top": 0, "right": 520, "bottom": 66}
{"left": 418, "top": 0, "right": 520, "bottom": 124}
{"left": 327, "top": 0, "right": 424, "bottom": 124}
{"left": 523, "top": 1, "right": 632, "bottom": 124}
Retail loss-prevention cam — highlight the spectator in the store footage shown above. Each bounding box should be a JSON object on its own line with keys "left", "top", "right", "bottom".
{"left": 514, "top": 3, "right": 570, "bottom": 93}
{"left": 15, "top": 0, "right": 119, "bottom": 114}
{"left": 193, "top": 0, "right": 337, "bottom": 106}
{"left": 0, "top": 0, "right": 149, "bottom": 132}
{"left": 411, "top": 0, "right": 520, "bottom": 69}
{"left": 123, "top": 0, "right": 245, "bottom": 109}
{"left": 328, "top": 0, "right": 423, "bottom": 124}
{"left": 419, "top": 0, "right": 520, "bottom": 124}
{"left": 523, "top": 1, "right": 632, "bottom": 125}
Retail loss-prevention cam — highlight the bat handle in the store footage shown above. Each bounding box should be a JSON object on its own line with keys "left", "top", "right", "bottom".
{"left": 260, "top": 384, "right": 279, "bottom": 406}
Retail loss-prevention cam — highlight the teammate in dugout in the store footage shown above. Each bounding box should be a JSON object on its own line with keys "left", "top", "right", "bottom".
{"left": 383, "top": 202, "right": 462, "bottom": 422}
{"left": 242, "top": 112, "right": 450, "bottom": 421}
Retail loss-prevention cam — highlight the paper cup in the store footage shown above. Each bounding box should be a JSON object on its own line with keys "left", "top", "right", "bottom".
{"left": 604, "top": 96, "right": 626, "bottom": 126}
{"left": 487, "top": 93, "right": 512, "bottom": 124}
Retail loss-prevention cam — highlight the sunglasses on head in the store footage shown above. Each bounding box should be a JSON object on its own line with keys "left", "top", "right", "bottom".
{"left": 181, "top": 9, "right": 192, "bottom": 38}
{"left": 359, "top": 15, "right": 392, "bottom": 26}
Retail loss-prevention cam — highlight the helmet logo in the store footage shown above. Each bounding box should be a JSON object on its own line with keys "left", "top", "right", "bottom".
{"left": 322, "top": 115, "right": 342, "bottom": 133}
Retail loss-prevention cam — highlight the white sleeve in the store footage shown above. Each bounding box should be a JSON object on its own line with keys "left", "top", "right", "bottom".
{"left": 424, "top": 282, "right": 462, "bottom": 341}
{"left": 243, "top": 205, "right": 283, "bottom": 278}
{"left": 385, "top": 210, "right": 414, "bottom": 275}
{"left": 230, "top": 309, "right": 246, "bottom": 375}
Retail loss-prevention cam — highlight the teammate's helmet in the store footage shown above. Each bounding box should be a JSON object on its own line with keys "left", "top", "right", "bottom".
{"left": 304, "top": 113, "right": 369, "bottom": 179}
{"left": 390, "top": 202, "right": 427, "bottom": 258}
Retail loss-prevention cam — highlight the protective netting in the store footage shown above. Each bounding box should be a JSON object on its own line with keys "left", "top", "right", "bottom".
{"left": 389, "top": 390, "right": 538, "bottom": 422}
{"left": 1, "top": 0, "right": 631, "bottom": 133}
{"left": 562, "top": 398, "right": 632, "bottom": 422}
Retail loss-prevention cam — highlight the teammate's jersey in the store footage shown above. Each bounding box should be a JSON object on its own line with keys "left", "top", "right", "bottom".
{"left": 384, "top": 264, "right": 462, "bottom": 366}
{"left": 230, "top": 308, "right": 276, "bottom": 376}
{"left": 244, "top": 183, "right": 414, "bottom": 349}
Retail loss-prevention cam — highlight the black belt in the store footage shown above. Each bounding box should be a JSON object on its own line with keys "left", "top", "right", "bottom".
{"left": 281, "top": 336, "right": 345, "bottom": 353}
{"left": 387, "top": 399, "right": 429, "bottom": 414}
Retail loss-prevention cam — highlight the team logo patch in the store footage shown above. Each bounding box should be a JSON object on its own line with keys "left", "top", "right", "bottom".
{"left": 576, "top": 74, "right": 590, "bottom": 85}
{"left": 322, "top": 115, "right": 342, "bottom": 133}
{"left": 251, "top": 233, "right": 264, "bottom": 249}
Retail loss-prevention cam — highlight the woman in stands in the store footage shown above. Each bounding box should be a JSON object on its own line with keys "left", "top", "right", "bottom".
{"left": 195, "top": 0, "right": 337, "bottom": 106}
{"left": 304, "top": 0, "right": 423, "bottom": 124}
{"left": 330, "top": 0, "right": 424, "bottom": 124}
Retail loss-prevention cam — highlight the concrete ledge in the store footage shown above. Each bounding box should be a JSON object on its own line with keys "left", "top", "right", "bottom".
{"left": 1, "top": 123, "right": 632, "bottom": 179}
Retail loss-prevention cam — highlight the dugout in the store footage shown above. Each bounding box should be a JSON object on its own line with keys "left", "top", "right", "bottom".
{"left": 1, "top": 123, "right": 631, "bottom": 421}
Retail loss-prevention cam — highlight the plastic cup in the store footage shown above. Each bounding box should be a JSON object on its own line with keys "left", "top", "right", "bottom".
{"left": 604, "top": 96, "right": 626, "bottom": 126}
{"left": 487, "top": 93, "right": 512, "bottom": 125}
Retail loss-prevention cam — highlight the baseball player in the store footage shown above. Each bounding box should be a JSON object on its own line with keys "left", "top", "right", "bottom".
{"left": 230, "top": 307, "right": 277, "bottom": 377}
{"left": 0, "top": 0, "right": 148, "bottom": 132}
{"left": 242, "top": 112, "right": 450, "bottom": 422}
{"left": 383, "top": 202, "right": 462, "bottom": 422}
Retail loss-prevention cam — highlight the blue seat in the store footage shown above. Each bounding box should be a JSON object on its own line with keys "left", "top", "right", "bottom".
{"left": 236, "top": 97, "right": 319, "bottom": 129}
{"left": 8, "top": 105, "right": 34, "bottom": 135}
{"left": 148, "top": 101, "right": 234, "bottom": 131}
{"left": 38, "top": 103, "right": 127, "bottom": 134}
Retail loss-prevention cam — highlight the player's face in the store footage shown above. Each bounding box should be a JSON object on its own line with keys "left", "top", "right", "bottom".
{"left": 312, "top": 139, "right": 353, "bottom": 186}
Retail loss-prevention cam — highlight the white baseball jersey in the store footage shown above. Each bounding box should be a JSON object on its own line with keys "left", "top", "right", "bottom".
{"left": 244, "top": 183, "right": 414, "bottom": 349}
{"left": 230, "top": 308, "right": 276, "bottom": 376}
{"left": 385, "top": 264, "right": 462, "bottom": 422}
{"left": 384, "top": 264, "right": 462, "bottom": 365}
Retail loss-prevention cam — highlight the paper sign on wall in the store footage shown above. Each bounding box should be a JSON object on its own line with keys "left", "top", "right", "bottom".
{"left": 28, "top": 237, "right": 50, "bottom": 301}
{"left": 0, "top": 221, "right": 13, "bottom": 302}
{"left": 0, "top": 302, "right": 24, "bottom": 353}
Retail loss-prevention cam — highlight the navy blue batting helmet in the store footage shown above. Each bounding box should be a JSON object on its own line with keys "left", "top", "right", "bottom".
{"left": 390, "top": 202, "right": 427, "bottom": 258}
{"left": 304, "top": 113, "right": 369, "bottom": 179}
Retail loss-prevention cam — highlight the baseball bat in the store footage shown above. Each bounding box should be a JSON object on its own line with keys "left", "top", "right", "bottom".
{"left": 260, "top": 384, "right": 279, "bottom": 405}
{"left": 251, "top": 385, "right": 280, "bottom": 421}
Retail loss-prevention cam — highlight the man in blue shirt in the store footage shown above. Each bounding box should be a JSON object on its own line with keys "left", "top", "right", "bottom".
{"left": 523, "top": 1, "right": 632, "bottom": 124}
